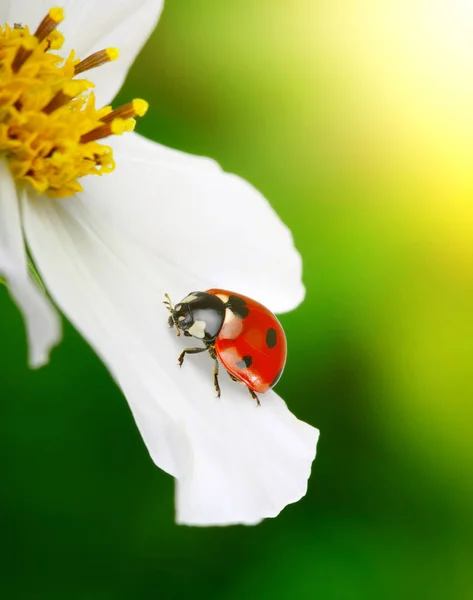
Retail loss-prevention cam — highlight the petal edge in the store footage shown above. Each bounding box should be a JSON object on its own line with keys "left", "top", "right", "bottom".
{"left": 0, "top": 162, "right": 61, "bottom": 367}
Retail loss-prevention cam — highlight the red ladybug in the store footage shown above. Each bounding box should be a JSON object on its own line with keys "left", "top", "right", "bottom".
{"left": 164, "top": 289, "right": 287, "bottom": 405}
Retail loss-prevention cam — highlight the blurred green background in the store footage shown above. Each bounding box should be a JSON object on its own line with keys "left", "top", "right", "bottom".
{"left": 2, "top": 0, "right": 473, "bottom": 598}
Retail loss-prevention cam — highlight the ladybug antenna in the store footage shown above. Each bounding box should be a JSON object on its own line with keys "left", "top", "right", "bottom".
{"left": 163, "top": 293, "right": 173, "bottom": 312}
{"left": 163, "top": 293, "right": 181, "bottom": 336}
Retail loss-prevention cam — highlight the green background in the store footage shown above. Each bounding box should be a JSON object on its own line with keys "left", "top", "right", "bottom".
{"left": 2, "top": 1, "right": 473, "bottom": 598}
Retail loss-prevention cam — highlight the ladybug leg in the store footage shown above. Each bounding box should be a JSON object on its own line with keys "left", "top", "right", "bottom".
{"left": 177, "top": 346, "right": 207, "bottom": 367}
{"left": 207, "top": 346, "right": 221, "bottom": 398}
{"left": 227, "top": 373, "right": 260, "bottom": 406}
{"left": 248, "top": 388, "right": 261, "bottom": 407}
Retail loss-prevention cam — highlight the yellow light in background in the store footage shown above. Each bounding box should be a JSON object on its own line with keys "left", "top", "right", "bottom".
{"left": 285, "top": 0, "right": 473, "bottom": 193}
{"left": 278, "top": 0, "right": 473, "bottom": 498}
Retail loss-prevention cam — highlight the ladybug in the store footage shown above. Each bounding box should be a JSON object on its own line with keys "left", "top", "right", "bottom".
{"left": 164, "top": 289, "right": 287, "bottom": 406}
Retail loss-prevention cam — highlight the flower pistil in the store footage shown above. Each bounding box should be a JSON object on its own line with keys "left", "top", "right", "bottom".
{"left": 0, "top": 8, "right": 148, "bottom": 198}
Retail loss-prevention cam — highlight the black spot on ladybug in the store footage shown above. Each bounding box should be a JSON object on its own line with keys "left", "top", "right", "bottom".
{"left": 236, "top": 355, "right": 253, "bottom": 369}
{"left": 270, "top": 368, "right": 283, "bottom": 388}
{"left": 266, "top": 327, "right": 277, "bottom": 348}
{"left": 227, "top": 295, "right": 249, "bottom": 318}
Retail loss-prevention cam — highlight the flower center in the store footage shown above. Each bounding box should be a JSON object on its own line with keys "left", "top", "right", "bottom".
{"left": 0, "top": 8, "right": 148, "bottom": 198}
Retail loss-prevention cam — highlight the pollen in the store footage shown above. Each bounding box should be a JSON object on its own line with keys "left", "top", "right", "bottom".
{"left": 0, "top": 9, "right": 149, "bottom": 198}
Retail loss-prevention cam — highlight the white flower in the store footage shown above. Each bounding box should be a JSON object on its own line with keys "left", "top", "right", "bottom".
{"left": 0, "top": 1, "right": 319, "bottom": 526}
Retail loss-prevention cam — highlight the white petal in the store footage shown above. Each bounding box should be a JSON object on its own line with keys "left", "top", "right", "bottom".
{"left": 82, "top": 133, "right": 305, "bottom": 314}
{"left": 22, "top": 191, "right": 318, "bottom": 526}
{"left": 5, "top": 0, "right": 164, "bottom": 106}
{"left": 110, "top": 132, "right": 222, "bottom": 171}
{"left": 0, "top": 2, "right": 9, "bottom": 22}
{"left": 0, "top": 160, "right": 61, "bottom": 367}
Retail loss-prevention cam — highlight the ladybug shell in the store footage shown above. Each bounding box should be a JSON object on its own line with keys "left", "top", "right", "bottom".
{"left": 206, "top": 289, "right": 287, "bottom": 393}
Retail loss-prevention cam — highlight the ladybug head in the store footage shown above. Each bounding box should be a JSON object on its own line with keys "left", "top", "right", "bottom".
{"left": 171, "top": 302, "right": 194, "bottom": 333}
{"left": 164, "top": 291, "right": 226, "bottom": 342}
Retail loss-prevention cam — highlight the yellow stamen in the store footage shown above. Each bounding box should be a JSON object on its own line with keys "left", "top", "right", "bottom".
{"left": 100, "top": 99, "right": 149, "bottom": 123}
{"left": 74, "top": 47, "right": 119, "bottom": 75}
{"left": 34, "top": 8, "right": 64, "bottom": 42}
{"left": 42, "top": 91, "right": 72, "bottom": 114}
{"left": 11, "top": 7, "right": 64, "bottom": 72}
{"left": 0, "top": 9, "right": 148, "bottom": 198}
{"left": 80, "top": 118, "right": 136, "bottom": 144}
